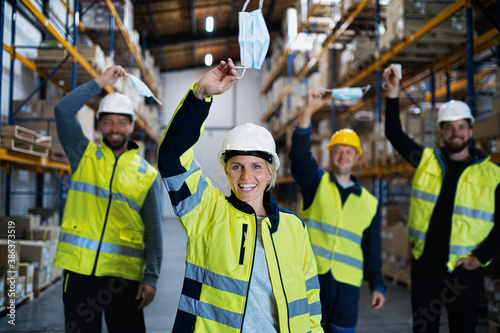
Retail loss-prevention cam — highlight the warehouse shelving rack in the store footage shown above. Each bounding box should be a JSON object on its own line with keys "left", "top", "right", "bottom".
{"left": 0, "top": 0, "right": 162, "bottom": 217}
{"left": 265, "top": 0, "right": 499, "bottom": 211}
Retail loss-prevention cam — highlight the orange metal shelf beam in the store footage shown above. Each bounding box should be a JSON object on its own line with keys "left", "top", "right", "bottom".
{"left": 260, "top": 0, "right": 372, "bottom": 123}
{"left": 3, "top": 44, "right": 68, "bottom": 93}
{"left": 260, "top": 3, "right": 321, "bottom": 94}
{"left": 0, "top": 148, "right": 71, "bottom": 173}
{"left": 103, "top": 0, "right": 157, "bottom": 97}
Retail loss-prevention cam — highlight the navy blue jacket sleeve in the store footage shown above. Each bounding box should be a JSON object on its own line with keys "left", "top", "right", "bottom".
{"left": 158, "top": 89, "right": 211, "bottom": 179}
{"left": 289, "top": 124, "right": 324, "bottom": 210}
{"left": 55, "top": 80, "right": 99, "bottom": 172}
{"left": 140, "top": 177, "right": 163, "bottom": 288}
{"left": 385, "top": 97, "right": 423, "bottom": 168}
{"left": 362, "top": 205, "right": 386, "bottom": 293}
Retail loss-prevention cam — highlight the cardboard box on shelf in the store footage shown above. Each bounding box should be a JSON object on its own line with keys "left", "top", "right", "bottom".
{"left": 11, "top": 100, "right": 44, "bottom": 119}
{"left": 0, "top": 215, "right": 41, "bottom": 239}
{"left": 27, "top": 226, "right": 60, "bottom": 241}
{"left": 15, "top": 276, "right": 26, "bottom": 300}
{"left": 474, "top": 113, "right": 500, "bottom": 139}
{"left": 19, "top": 240, "right": 51, "bottom": 269}
{"left": 19, "top": 262, "right": 35, "bottom": 294}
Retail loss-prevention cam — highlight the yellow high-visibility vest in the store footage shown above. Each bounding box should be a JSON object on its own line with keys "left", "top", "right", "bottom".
{"left": 302, "top": 172, "right": 378, "bottom": 287}
{"left": 53, "top": 141, "right": 158, "bottom": 281}
{"left": 408, "top": 147, "right": 500, "bottom": 271}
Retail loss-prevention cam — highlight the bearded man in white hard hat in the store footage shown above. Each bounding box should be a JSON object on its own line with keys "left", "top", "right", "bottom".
{"left": 384, "top": 64, "right": 500, "bottom": 333}
{"left": 52, "top": 66, "right": 163, "bottom": 333}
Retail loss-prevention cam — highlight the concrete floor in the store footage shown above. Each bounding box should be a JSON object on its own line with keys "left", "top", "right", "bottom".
{"left": 0, "top": 218, "right": 491, "bottom": 332}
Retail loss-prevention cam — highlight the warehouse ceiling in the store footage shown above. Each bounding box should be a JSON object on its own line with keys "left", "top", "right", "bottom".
{"left": 132, "top": 0, "right": 297, "bottom": 72}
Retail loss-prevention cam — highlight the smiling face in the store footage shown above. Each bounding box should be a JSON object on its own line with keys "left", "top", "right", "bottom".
{"left": 98, "top": 114, "right": 134, "bottom": 153}
{"left": 224, "top": 155, "right": 271, "bottom": 214}
{"left": 440, "top": 119, "right": 473, "bottom": 154}
{"left": 330, "top": 144, "right": 359, "bottom": 175}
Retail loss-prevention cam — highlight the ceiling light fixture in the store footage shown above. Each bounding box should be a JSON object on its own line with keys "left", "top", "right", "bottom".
{"left": 205, "top": 54, "right": 213, "bottom": 66}
{"left": 206, "top": 16, "right": 214, "bottom": 32}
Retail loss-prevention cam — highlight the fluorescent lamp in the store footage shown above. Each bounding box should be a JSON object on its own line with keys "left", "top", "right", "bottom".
{"left": 206, "top": 16, "right": 214, "bottom": 32}
{"left": 205, "top": 54, "right": 213, "bottom": 66}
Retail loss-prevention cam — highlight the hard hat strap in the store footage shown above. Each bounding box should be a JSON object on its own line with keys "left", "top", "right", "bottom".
{"left": 223, "top": 150, "right": 273, "bottom": 165}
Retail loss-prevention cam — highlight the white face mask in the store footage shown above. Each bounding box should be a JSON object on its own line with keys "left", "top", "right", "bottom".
{"left": 127, "top": 73, "right": 163, "bottom": 105}
{"left": 327, "top": 85, "right": 370, "bottom": 101}
{"left": 238, "top": 0, "right": 270, "bottom": 76}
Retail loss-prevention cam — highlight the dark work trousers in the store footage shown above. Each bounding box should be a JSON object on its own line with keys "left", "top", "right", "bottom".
{"left": 62, "top": 270, "right": 145, "bottom": 333}
{"left": 411, "top": 258, "right": 482, "bottom": 333}
{"left": 318, "top": 272, "right": 360, "bottom": 332}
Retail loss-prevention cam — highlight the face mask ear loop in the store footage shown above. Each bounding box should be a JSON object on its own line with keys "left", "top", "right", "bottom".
{"left": 362, "top": 85, "right": 371, "bottom": 95}
{"left": 235, "top": 66, "right": 248, "bottom": 79}
{"left": 242, "top": 0, "right": 251, "bottom": 11}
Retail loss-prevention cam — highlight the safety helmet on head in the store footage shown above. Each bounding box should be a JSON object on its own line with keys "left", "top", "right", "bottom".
{"left": 436, "top": 100, "right": 474, "bottom": 127}
{"left": 326, "top": 128, "right": 363, "bottom": 157}
{"left": 96, "top": 93, "right": 135, "bottom": 121}
{"left": 218, "top": 123, "right": 280, "bottom": 170}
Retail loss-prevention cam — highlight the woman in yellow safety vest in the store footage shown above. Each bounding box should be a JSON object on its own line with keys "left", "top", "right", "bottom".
{"left": 158, "top": 58, "right": 323, "bottom": 333}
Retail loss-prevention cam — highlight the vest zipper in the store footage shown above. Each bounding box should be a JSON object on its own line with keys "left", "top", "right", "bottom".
{"left": 91, "top": 155, "right": 120, "bottom": 275}
{"left": 239, "top": 224, "right": 248, "bottom": 265}
{"left": 240, "top": 214, "right": 258, "bottom": 332}
{"left": 269, "top": 223, "right": 291, "bottom": 333}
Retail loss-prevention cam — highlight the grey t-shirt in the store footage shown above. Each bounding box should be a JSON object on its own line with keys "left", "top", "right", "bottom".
{"left": 241, "top": 216, "right": 279, "bottom": 332}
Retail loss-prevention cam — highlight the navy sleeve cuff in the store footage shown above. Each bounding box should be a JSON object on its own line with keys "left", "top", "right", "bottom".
{"left": 295, "top": 123, "right": 312, "bottom": 135}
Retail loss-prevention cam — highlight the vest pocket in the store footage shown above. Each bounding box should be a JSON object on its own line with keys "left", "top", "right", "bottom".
{"left": 119, "top": 229, "right": 144, "bottom": 245}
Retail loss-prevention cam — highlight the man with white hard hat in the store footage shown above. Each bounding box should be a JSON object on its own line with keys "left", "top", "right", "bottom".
{"left": 383, "top": 64, "right": 500, "bottom": 333}
{"left": 52, "top": 66, "right": 163, "bottom": 332}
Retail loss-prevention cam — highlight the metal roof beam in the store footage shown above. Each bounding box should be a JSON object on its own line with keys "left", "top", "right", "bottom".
{"left": 147, "top": 22, "right": 281, "bottom": 48}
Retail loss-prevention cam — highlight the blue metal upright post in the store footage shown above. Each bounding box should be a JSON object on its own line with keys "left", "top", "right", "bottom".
{"left": 430, "top": 70, "right": 436, "bottom": 107}
{"left": 446, "top": 71, "right": 451, "bottom": 101}
{"left": 287, "top": 52, "right": 294, "bottom": 116}
{"left": 375, "top": 0, "right": 383, "bottom": 206}
{"left": 0, "top": 0, "right": 5, "bottom": 132}
{"left": 72, "top": 0, "right": 79, "bottom": 90}
{"left": 375, "top": 0, "right": 381, "bottom": 124}
{"left": 7, "top": 0, "right": 17, "bottom": 126}
{"left": 497, "top": 0, "right": 500, "bottom": 65}
{"left": 109, "top": 0, "right": 115, "bottom": 61}
{"left": 65, "top": 0, "right": 70, "bottom": 40}
{"left": 466, "top": 4, "right": 476, "bottom": 115}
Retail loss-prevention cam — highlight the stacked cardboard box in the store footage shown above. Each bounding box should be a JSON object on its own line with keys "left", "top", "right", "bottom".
{"left": 380, "top": 0, "right": 466, "bottom": 52}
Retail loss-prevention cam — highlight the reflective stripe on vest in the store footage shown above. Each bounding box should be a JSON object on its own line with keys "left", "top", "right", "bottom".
{"left": 302, "top": 172, "right": 378, "bottom": 287}
{"left": 408, "top": 147, "right": 500, "bottom": 271}
{"left": 60, "top": 232, "right": 144, "bottom": 258}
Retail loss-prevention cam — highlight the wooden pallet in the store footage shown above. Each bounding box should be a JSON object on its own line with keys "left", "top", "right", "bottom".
{"left": 1, "top": 125, "right": 51, "bottom": 147}
{"left": 49, "top": 149, "right": 68, "bottom": 163}
{"left": 1, "top": 138, "right": 49, "bottom": 157}
{"left": 383, "top": 263, "right": 411, "bottom": 290}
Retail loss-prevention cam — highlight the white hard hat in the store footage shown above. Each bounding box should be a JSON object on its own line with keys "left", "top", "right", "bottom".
{"left": 436, "top": 100, "right": 474, "bottom": 127}
{"left": 218, "top": 123, "right": 280, "bottom": 170}
{"left": 96, "top": 93, "right": 135, "bottom": 121}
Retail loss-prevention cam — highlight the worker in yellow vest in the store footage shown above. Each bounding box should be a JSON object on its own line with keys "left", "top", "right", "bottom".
{"left": 52, "top": 66, "right": 163, "bottom": 332}
{"left": 384, "top": 64, "right": 500, "bottom": 332}
{"left": 289, "top": 88, "right": 386, "bottom": 333}
{"left": 158, "top": 58, "right": 323, "bottom": 332}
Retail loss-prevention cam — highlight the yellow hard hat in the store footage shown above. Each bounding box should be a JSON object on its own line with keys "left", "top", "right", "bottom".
{"left": 326, "top": 128, "right": 362, "bottom": 157}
